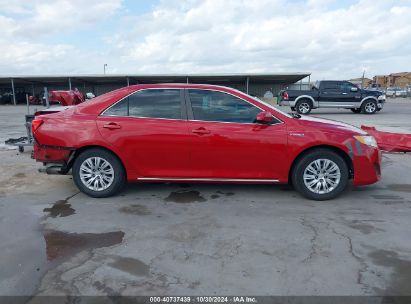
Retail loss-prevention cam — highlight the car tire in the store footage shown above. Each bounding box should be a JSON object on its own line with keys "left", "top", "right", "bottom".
{"left": 291, "top": 149, "right": 349, "bottom": 201}
{"left": 72, "top": 148, "right": 126, "bottom": 198}
{"left": 350, "top": 108, "right": 362, "bottom": 113}
{"left": 295, "top": 99, "right": 312, "bottom": 115}
{"left": 361, "top": 100, "right": 378, "bottom": 114}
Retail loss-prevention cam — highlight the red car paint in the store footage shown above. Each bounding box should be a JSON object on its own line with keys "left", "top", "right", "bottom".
{"left": 48, "top": 89, "right": 85, "bottom": 106}
{"left": 32, "top": 84, "right": 381, "bottom": 186}
{"left": 361, "top": 125, "right": 411, "bottom": 153}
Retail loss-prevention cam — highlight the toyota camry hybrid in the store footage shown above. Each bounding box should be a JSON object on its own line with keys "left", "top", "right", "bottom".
{"left": 32, "top": 84, "right": 381, "bottom": 200}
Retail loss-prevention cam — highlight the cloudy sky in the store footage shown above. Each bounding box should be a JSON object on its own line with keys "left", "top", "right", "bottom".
{"left": 0, "top": 0, "right": 410, "bottom": 80}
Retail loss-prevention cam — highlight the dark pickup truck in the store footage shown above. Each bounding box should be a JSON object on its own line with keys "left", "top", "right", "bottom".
{"left": 278, "top": 80, "right": 386, "bottom": 114}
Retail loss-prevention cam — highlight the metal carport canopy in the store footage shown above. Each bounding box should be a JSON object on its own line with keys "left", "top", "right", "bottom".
{"left": 0, "top": 72, "right": 310, "bottom": 86}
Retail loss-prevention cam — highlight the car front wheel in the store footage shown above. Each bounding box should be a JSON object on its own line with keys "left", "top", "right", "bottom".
{"left": 73, "top": 148, "right": 126, "bottom": 198}
{"left": 291, "top": 149, "right": 349, "bottom": 200}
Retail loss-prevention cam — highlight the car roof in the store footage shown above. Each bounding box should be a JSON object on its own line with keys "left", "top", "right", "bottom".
{"left": 127, "top": 83, "right": 235, "bottom": 90}
{"left": 75, "top": 83, "right": 245, "bottom": 115}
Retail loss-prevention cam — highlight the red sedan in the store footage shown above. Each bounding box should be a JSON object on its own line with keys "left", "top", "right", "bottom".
{"left": 32, "top": 84, "right": 381, "bottom": 200}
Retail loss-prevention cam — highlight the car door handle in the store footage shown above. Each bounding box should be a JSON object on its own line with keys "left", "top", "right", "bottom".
{"left": 342, "top": 92, "right": 348, "bottom": 95}
{"left": 103, "top": 122, "right": 121, "bottom": 129}
{"left": 192, "top": 127, "right": 210, "bottom": 135}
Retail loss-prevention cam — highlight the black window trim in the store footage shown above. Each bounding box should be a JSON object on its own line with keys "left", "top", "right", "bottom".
{"left": 184, "top": 88, "right": 283, "bottom": 125}
{"left": 100, "top": 88, "right": 187, "bottom": 121}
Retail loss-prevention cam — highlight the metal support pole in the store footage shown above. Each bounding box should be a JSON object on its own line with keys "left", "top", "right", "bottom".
{"left": 186, "top": 77, "right": 189, "bottom": 84}
{"left": 126, "top": 77, "right": 130, "bottom": 86}
{"left": 31, "top": 83, "right": 35, "bottom": 96}
{"left": 11, "top": 78, "right": 16, "bottom": 105}
{"left": 26, "top": 94, "right": 29, "bottom": 114}
{"left": 246, "top": 77, "right": 249, "bottom": 94}
{"left": 68, "top": 77, "right": 72, "bottom": 90}
{"left": 308, "top": 75, "right": 311, "bottom": 86}
{"left": 44, "top": 87, "right": 50, "bottom": 108}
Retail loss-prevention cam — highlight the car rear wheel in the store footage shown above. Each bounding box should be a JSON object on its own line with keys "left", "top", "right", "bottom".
{"left": 291, "top": 149, "right": 349, "bottom": 200}
{"left": 73, "top": 148, "right": 126, "bottom": 198}
{"left": 361, "top": 100, "right": 377, "bottom": 114}
{"left": 350, "top": 108, "right": 362, "bottom": 113}
{"left": 296, "top": 100, "right": 312, "bottom": 115}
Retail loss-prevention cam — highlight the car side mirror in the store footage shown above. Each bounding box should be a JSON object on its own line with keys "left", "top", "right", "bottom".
{"left": 256, "top": 111, "right": 273, "bottom": 124}
{"left": 350, "top": 87, "right": 358, "bottom": 92}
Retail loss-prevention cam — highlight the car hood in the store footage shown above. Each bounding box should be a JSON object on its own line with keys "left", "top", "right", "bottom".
{"left": 294, "top": 115, "right": 367, "bottom": 135}
{"left": 362, "top": 89, "right": 383, "bottom": 96}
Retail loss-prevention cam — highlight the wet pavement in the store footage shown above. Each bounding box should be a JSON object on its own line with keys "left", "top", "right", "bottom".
{"left": 0, "top": 101, "right": 411, "bottom": 297}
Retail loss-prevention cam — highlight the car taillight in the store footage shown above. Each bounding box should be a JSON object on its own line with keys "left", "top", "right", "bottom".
{"left": 282, "top": 91, "right": 289, "bottom": 100}
{"left": 32, "top": 119, "right": 43, "bottom": 134}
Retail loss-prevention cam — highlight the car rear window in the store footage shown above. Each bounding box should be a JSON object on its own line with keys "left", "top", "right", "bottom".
{"left": 103, "top": 89, "right": 182, "bottom": 119}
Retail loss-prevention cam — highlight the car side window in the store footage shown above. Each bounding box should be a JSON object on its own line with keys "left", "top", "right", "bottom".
{"left": 188, "top": 89, "right": 262, "bottom": 123}
{"left": 104, "top": 98, "right": 128, "bottom": 116}
{"left": 341, "top": 82, "right": 356, "bottom": 92}
{"left": 321, "top": 82, "right": 340, "bottom": 92}
{"left": 128, "top": 89, "right": 182, "bottom": 119}
{"left": 103, "top": 89, "right": 182, "bottom": 119}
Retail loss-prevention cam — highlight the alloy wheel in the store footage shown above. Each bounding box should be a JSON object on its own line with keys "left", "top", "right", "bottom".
{"left": 303, "top": 159, "right": 341, "bottom": 194}
{"left": 79, "top": 157, "right": 115, "bottom": 191}
{"left": 365, "top": 102, "right": 376, "bottom": 113}
{"left": 298, "top": 102, "right": 310, "bottom": 114}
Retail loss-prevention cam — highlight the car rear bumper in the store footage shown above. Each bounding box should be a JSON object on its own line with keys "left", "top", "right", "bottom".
{"left": 33, "top": 141, "right": 73, "bottom": 164}
{"left": 352, "top": 145, "right": 381, "bottom": 186}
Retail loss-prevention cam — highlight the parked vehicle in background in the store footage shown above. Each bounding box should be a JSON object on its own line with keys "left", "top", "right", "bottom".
{"left": 48, "top": 88, "right": 85, "bottom": 106}
{"left": 32, "top": 84, "right": 381, "bottom": 201}
{"left": 278, "top": 80, "right": 386, "bottom": 114}
{"left": 395, "top": 88, "right": 408, "bottom": 98}
{"left": 386, "top": 87, "right": 408, "bottom": 98}
{"left": 385, "top": 87, "right": 396, "bottom": 97}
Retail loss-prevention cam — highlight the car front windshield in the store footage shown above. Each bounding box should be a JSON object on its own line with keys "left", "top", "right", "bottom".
{"left": 249, "top": 95, "right": 292, "bottom": 118}
{"left": 202, "top": 86, "right": 293, "bottom": 118}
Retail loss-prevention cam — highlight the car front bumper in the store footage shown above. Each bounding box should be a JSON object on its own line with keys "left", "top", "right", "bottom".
{"left": 352, "top": 144, "right": 381, "bottom": 186}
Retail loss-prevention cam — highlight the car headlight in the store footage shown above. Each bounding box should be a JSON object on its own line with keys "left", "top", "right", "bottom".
{"left": 354, "top": 135, "right": 378, "bottom": 148}
{"left": 378, "top": 94, "right": 386, "bottom": 101}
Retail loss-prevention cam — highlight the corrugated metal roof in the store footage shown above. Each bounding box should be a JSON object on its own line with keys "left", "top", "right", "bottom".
{"left": 0, "top": 72, "right": 310, "bottom": 85}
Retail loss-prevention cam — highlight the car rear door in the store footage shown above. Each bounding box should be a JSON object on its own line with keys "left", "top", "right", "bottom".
{"left": 97, "top": 88, "right": 191, "bottom": 178}
{"left": 318, "top": 81, "right": 342, "bottom": 106}
{"left": 185, "top": 89, "right": 288, "bottom": 180}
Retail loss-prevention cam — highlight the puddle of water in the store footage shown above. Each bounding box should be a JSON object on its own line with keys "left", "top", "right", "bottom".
{"left": 378, "top": 201, "right": 406, "bottom": 205}
{"left": 119, "top": 204, "right": 151, "bottom": 215}
{"left": 44, "top": 230, "right": 125, "bottom": 261}
{"left": 13, "top": 173, "right": 26, "bottom": 178}
{"left": 347, "top": 222, "right": 384, "bottom": 234}
{"left": 216, "top": 190, "right": 235, "bottom": 196}
{"left": 371, "top": 194, "right": 403, "bottom": 200}
{"left": 386, "top": 184, "right": 411, "bottom": 193}
{"left": 109, "top": 256, "right": 150, "bottom": 276}
{"left": 43, "top": 200, "right": 75, "bottom": 217}
{"left": 164, "top": 190, "right": 206, "bottom": 203}
{"left": 369, "top": 249, "right": 411, "bottom": 295}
